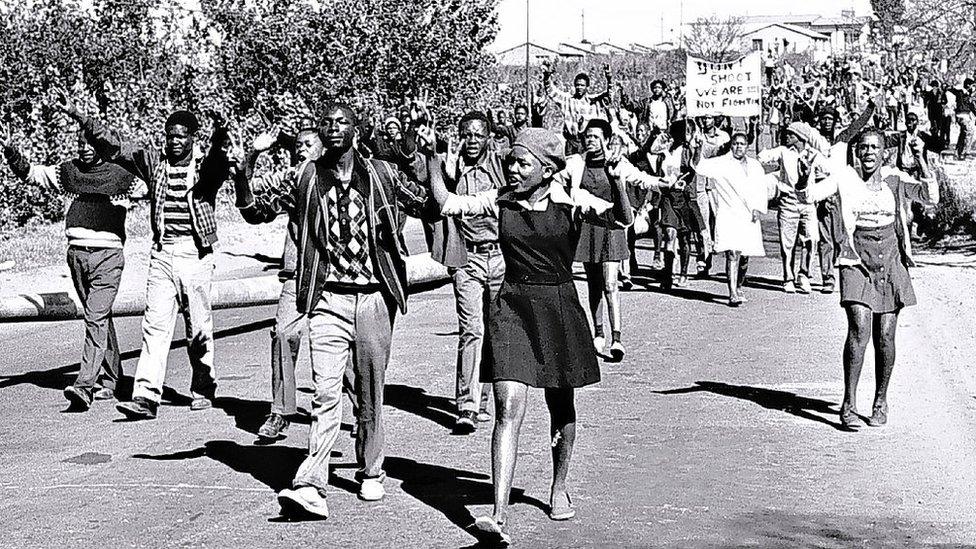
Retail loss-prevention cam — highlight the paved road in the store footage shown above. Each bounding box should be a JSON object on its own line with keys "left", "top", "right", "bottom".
{"left": 2, "top": 216, "right": 976, "bottom": 548}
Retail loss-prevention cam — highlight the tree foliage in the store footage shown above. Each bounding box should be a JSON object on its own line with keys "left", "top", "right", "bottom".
{"left": 0, "top": 0, "right": 500, "bottom": 230}
{"left": 683, "top": 17, "right": 745, "bottom": 63}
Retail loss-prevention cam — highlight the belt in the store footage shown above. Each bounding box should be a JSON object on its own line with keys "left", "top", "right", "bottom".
{"left": 323, "top": 282, "right": 382, "bottom": 295}
{"left": 68, "top": 244, "right": 118, "bottom": 253}
{"left": 504, "top": 273, "right": 570, "bottom": 286}
{"left": 466, "top": 241, "right": 500, "bottom": 254}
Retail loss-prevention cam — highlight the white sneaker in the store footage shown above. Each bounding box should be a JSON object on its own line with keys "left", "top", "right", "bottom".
{"left": 277, "top": 486, "right": 329, "bottom": 518}
{"left": 359, "top": 478, "right": 386, "bottom": 501}
{"left": 783, "top": 280, "right": 797, "bottom": 293}
{"left": 593, "top": 335, "right": 607, "bottom": 354}
{"left": 797, "top": 275, "right": 812, "bottom": 294}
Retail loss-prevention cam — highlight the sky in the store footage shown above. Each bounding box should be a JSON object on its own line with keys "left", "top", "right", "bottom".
{"left": 492, "top": 0, "right": 874, "bottom": 50}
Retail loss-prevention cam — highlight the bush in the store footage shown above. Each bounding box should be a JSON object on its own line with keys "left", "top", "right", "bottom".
{"left": 0, "top": 0, "right": 500, "bottom": 230}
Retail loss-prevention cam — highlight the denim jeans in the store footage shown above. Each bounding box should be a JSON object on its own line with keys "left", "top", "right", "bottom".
{"left": 292, "top": 289, "right": 395, "bottom": 493}
{"left": 131, "top": 239, "right": 216, "bottom": 403}
{"left": 451, "top": 250, "right": 503, "bottom": 414}
{"left": 67, "top": 246, "right": 124, "bottom": 392}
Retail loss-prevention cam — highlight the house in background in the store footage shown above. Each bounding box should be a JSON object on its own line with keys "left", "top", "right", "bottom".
{"left": 741, "top": 11, "right": 874, "bottom": 56}
{"left": 741, "top": 22, "right": 831, "bottom": 62}
{"left": 495, "top": 41, "right": 585, "bottom": 66}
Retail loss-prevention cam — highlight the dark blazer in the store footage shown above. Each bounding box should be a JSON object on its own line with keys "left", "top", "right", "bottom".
{"left": 238, "top": 151, "right": 428, "bottom": 314}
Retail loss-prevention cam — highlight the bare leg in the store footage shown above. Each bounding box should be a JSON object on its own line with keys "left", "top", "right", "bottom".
{"left": 545, "top": 387, "right": 577, "bottom": 511}
{"left": 602, "top": 262, "right": 621, "bottom": 338}
{"left": 738, "top": 256, "right": 750, "bottom": 290}
{"left": 842, "top": 304, "right": 873, "bottom": 416}
{"left": 872, "top": 311, "right": 899, "bottom": 409}
{"left": 583, "top": 262, "right": 605, "bottom": 338}
{"left": 490, "top": 380, "right": 529, "bottom": 524}
{"left": 726, "top": 251, "right": 741, "bottom": 301}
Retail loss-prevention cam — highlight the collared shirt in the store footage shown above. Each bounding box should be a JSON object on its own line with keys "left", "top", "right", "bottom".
{"left": 455, "top": 160, "right": 502, "bottom": 244}
{"left": 321, "top": 171, "right": 379, "bottom": 286}
{"left": 758, "top": 145, "right": 829, "bottom": 206}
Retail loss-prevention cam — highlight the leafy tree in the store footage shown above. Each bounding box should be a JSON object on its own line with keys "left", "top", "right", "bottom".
{"left": 683, "top": 16, "right": 745, "bottom": 63}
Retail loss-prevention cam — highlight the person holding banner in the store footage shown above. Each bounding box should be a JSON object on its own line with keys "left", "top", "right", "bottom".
{"left": 689, "top": 114, "right": 730, "bottom": 277}
{"left": 695, "top": 133, "right": 772, "bottom": 306}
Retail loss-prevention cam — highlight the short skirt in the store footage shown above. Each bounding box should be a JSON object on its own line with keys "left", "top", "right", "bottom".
{"left": 482, "top": 280, "right": 601, "bottom": 388}
{"left": 839, "top": 223, "right": 917, "bottom": 313}
{"left": 575, "top": 221, "right": 629, "bottom": 263}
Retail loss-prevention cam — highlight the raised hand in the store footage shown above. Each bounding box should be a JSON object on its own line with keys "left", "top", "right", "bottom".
{"left": 0, "top": 124, "right": 12, "bottom": 149}
{"left": 415, "top": 124, "right": 437, "bottom": 155}
{"left": 52, "top": 88, "right": 80, "bottom": 118}
{"left": 252, "top": 126, "right": 279, "bottom": 153}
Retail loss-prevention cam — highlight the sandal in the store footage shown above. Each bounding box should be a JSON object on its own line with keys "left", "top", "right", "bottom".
{"left": 549, "top": 492, "right": 576, "bottom": 521}
{"left": 472, "top": 516, "right": 512, "bottom": 546}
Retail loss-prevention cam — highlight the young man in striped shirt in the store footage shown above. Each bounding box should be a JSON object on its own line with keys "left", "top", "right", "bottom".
{"left": 58, "top": 93, "right": 238, "bottom": 420}
{"left": 542, "top": 62, "right": 613, "bottom": 155}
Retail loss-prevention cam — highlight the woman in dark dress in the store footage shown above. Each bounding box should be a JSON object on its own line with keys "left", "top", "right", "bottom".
{"left": 429, "top": 128, "right": 633, "bottom": 546}
{"left": 652, "top": 120, "right": 701, "bottom": 288}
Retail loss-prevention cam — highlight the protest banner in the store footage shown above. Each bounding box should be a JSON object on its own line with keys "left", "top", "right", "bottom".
{"left": 686, "top": 51, "right": 762, "bottom": 117}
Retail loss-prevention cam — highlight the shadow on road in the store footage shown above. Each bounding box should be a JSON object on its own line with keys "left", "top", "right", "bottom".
{"left": 134, "top": 440, "right": 308, "bottom": 492}
{"left": 135, "top": 440, "right": 545, "bottom": 545}
{"left": 384, "top": 383, "right": 458, "bottom": 432}
{"left": 0, "top": 318, "right": 275, "bottom": 398}
{"left": 628, "top": 275, "right": 726, "bottom": 305}
{"left": 654, "top": 381, "right": 846, "bottom": 431}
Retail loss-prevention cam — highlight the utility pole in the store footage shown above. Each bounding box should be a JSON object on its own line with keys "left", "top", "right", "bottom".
{"left": 525, "top": 0, "right": 531, "bottom": 112}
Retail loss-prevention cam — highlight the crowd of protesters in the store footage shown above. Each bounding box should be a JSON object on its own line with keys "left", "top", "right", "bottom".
{"left": 0, "top": 47, "right": 954, "bottom": 546}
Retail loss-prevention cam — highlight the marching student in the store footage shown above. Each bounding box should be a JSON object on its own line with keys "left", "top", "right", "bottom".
{"left": 798, "top": 129, "right": 937, "bottom": 429}
{"left": 1, "top": 127, "right": 137, "bottom": 409}
{"left": 57, "top": 92, "right": 238, "bottom": 420}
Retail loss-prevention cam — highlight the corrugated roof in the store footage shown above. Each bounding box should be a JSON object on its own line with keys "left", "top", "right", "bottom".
{"left": 744, "top": 23, "right": 830, "bottom": 40}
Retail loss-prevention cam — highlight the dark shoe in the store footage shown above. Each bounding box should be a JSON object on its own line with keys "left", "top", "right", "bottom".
{"left": 117, "top": 397, "right": 157, "bottom": 420}
{"left": 63, "top": 386, "right": 92, "bottom": 411}
{"left": 609, "top": 340, "right": 625, "bottom": 362}
{"left": 92, "top": 387, "right": 115, "bottom": 401}
{"left": 866, "top": 403, "right": 888, "bottom": 427}
{"left": 258, "top": 413, "right": 290, "bottom": 440}
{"left": 620, "top": 277, "right": 633, "bottom": 291}
{"left": 455, "top": 410, "right": 477, "bottom": 434}
{"left": 821, "top": 280, "right": 835, "bottom": 294}
{"left": 190, "top": 397, "right": 213, "bottom": 411}
{"left": 839, "top": 405, "right": 861, "bottom": 430}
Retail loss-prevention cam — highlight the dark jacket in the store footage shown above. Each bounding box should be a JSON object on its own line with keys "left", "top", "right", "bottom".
{"left": 237, "top": 150, "right": 429, "bottom": 314}
{"left": 79, "top": 115, "right": 234, "bottom": 250}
